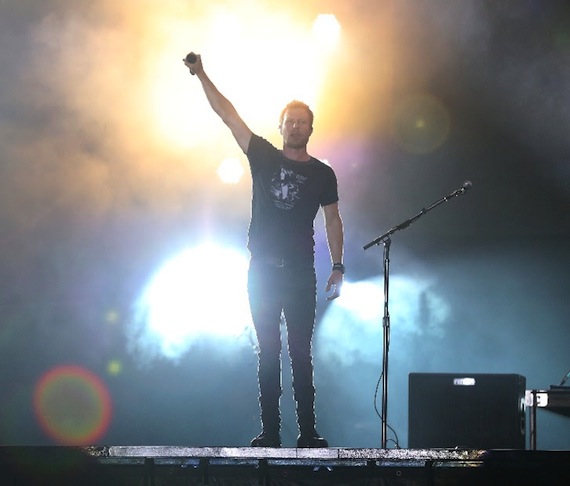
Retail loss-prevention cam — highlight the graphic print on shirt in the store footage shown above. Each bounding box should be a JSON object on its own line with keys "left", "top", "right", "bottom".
{"left": 270, "top": 166, "right": 308, "bottom": 210}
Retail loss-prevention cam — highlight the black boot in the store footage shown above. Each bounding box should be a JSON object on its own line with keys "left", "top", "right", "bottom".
{"left": 251, "top": 399, "right": 281, "bottom": 448}
{"left": 297, "top": 429, "right": 329, "bottom": 449}
{"left": 296, "top": 402, "right": 328, "bottom": 448}
{"left": 251, "top": 430, "right": 281, "bottom": 448}
{"left": 297, "top": 428, "right": 328, "bottom": 448}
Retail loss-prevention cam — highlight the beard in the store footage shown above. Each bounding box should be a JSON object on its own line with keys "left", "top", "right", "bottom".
{"left": 284, "top": 133, "right": 309, "bottom": 149}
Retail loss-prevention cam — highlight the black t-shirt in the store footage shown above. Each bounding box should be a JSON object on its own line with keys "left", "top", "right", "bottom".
{"left": 246, "top": 134, "right": 339, "bottom": 263}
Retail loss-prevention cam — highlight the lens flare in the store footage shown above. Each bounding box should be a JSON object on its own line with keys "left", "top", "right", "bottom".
{"left": 391, "top": 93, "right": 451, "bottom": 154}
{"left": 33, "top": 365, "right": 112, "bottom": 445}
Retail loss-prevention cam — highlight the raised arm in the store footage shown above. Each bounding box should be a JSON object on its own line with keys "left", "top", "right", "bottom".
{"left": 183, "top": 53, "right": 252, "bottom": 154}
{"left": 322, "top": 202, "right": 344, "bottom": 301}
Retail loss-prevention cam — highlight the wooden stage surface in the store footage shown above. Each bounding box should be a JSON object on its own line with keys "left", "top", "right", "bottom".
{"left": 0, "top": 445, "right": 569, "bottom": 485}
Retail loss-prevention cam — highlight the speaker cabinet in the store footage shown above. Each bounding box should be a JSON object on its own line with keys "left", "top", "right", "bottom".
{"left": 408, "top": 372, "right": 526, "bottom": 449}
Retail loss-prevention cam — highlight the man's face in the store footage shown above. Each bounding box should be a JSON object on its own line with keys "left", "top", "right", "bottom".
{"left": 279, "top": 108, "right": 313, "bottom": 149}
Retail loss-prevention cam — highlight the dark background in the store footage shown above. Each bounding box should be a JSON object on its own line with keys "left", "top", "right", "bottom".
{"left": 1, "top": 0, "right": 568, "bottom": 449}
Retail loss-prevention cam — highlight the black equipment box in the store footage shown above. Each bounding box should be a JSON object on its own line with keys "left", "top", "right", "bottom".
{"left": 408, "top": 372, "right": 526, "bottom": 449}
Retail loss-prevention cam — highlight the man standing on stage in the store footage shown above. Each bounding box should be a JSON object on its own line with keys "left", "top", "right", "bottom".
{"left": 184, "top": 53, "right": 344, "bottom": 448}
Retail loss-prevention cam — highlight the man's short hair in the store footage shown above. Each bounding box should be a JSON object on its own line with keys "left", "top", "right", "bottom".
{"left": 279, "top": 100, "right": 314, "bottom": 128}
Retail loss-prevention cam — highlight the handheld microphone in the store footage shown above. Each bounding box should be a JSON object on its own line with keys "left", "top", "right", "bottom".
{"left": 185, "top": 52, "right": 198, "bottom": 75}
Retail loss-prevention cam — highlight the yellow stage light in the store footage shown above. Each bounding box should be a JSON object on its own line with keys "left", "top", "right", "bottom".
{"left": 217, "top": 157, "right": 245, "bottom": 184}
{"left": 312, "top": 14, "right": 341, "bottom": 51}
{"left": 144, "top": 5, "right": 338, "bottom": 149}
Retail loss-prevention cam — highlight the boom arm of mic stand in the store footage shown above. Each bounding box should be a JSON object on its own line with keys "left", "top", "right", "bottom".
{"left": 363, "top": 187, "right": 466, "bottom": 251}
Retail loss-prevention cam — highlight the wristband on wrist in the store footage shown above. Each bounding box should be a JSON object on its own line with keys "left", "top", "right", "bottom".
{"left": 332, "top": 262, "right": 345, "bottom": 274}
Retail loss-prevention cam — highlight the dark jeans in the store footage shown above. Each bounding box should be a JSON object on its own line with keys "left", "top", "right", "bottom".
{"left": 248, "top": 258, "right": 317, "bottom": 417}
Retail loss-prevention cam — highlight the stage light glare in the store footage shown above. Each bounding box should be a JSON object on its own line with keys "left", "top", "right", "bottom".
{"left": 217, "top": 157, "right": 245, "bottom": 184}
{"left": 133, "top": 244, "right": 252, "bottom": 359}
{"left": 146, "top": 7, "right": 329, "bottom": 149}
{"left": 317, "top": 276, "right": 451, "bottom": 366}
{"left": 312, "top": 14, "right": 341, "bottom": 51}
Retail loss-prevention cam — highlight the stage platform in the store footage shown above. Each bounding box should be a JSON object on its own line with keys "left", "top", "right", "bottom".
{"left": 1, "top": 445, "right": 569, "bottom": 485}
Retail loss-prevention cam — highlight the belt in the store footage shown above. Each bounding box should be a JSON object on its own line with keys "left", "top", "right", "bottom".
{"left": 253, "top": 256, "right": 288, "bottom": 267}
{"left": 251, "top": 256, "right": 314, "bottom": 270}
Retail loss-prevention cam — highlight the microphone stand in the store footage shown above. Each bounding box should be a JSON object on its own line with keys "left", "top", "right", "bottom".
{"left": 363, "top": 181, "right": 472, "bottom": 449}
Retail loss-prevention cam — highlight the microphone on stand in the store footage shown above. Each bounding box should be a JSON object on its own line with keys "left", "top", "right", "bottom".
{"left": 450, "top": 180, "right": 473, "bottom": 198}
{"left": 460, "top": 180, "right": 473, "bottom": 193}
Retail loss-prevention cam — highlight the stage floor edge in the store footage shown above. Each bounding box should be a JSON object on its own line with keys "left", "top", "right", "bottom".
{"left": 1, "top": 446, "right": 569, "bottom": 485}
